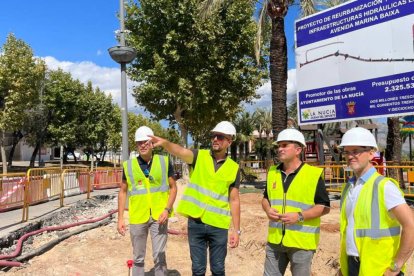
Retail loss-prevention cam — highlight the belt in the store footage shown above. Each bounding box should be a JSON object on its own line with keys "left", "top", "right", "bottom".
{"left": 189, "top": 217, "right": 202, "bottom": 222}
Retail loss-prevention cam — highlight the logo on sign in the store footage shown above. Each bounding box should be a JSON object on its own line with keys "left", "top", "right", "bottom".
{"left": 346, "top": 101, "right": 356, "bottom": 115}
{"left": 301, "top": 105, "right": 336, "bottom": 121}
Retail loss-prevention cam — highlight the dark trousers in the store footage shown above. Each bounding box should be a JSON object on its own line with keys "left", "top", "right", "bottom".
{"left": 347, "top": 256, "right": 360, "bottom": 276}
{"left": 347, "top": 256, "right": 404, "bottom": 276}
{"left": 188, "top": 218, "right": 228, "bottom": 276}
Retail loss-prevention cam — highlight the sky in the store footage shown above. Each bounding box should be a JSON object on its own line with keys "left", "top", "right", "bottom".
{"left": 0, "top": 1, "right": 301, "bottom": 116}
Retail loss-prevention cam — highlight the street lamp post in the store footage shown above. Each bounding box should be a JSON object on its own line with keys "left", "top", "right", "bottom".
{"left": 108, "top": 0, "right": 136, "bottom": 163}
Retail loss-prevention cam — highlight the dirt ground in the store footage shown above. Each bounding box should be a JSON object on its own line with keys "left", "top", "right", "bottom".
{"left": 4, "top": 181, "right": 414, "bottom": 276}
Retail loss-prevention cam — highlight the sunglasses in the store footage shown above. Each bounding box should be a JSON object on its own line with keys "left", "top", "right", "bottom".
{"left": 137, "top": 141, "right": 150, "bottom": 146}
{"left": 210, "top": 134, "right": 228, "bottom": 141}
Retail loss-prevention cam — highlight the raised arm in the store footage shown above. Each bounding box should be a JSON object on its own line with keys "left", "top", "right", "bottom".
{"left": 149, "top": 135, "right": 194, "bottom": 164}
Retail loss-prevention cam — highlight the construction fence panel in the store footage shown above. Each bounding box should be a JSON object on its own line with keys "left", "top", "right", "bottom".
{"left": 92, "top": 167, "right": 122, "bottom": 189}
{"left": 316, "top": 164, "right": 414, "bottom": 196}
{"left": 60, "top": 168, "right": 92, "bottom": 206}
{"left": 0, "top": 173, "right": 27, "bottom": 212}
{"left": 239, "top": 161, "right": 271, "bottom": 174}
{"left": 62, "top": 168, "right": 91, "bottom": 197}
{"left": 26, "top": 168, "right": 63, "bottom": 205}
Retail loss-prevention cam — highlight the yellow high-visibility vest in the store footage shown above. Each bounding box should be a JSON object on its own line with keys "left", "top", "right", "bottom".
{"left": 176, "top": 150, "right": 238, "bottom": 229}
{"left": 123, "top": 154, "right": 170, "bottom": 224}
{"left": 267, "top": 163, "right": 323, "bottom": 250}
{"left": 340, "top": 172, "right": 405, "bottom": 275}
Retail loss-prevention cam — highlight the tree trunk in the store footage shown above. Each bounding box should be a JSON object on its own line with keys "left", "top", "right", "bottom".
{"left": 1, "top": 131, "right": 7, "bottom": 173}
{"left": 244, "top": 141, "right": 249, "bottom": 159}
{"left": 385, "top": 117, "right": 404, "bottom": 188}
{"left": 7, "top": 131, "right": 23, "bottom": 167}
{"left": 230, "top": 142, "right": 237, "bottom": 161}
{"left": 174, "top": 105, "right": 189, "bottom": 179}
{"left": 270, "top": 17, "right": 288, "bottom": 138}
{"left": 30, "top": 143, "right": 40, "bottom": 168}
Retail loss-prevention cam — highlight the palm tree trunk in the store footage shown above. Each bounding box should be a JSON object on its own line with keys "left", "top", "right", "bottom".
{"left": 385, "top": 117, "right": 404, "bottom": 188}
{"left": 270, "top": 17, "right": 288, "bottom": 137}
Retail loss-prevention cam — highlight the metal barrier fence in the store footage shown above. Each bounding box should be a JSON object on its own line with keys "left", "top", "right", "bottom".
{"left": 24, "top": 168, "right": 65, "bottom": 221}
{"left": 92, "top": 167, "right": 122, "bottom": 189}
{"left": 0, "top": 173, "right": 27, "bottom": 217}
{"left": 317, "top": 164, "right": 414, "bottom": 197}
{"left": 0, "top": 167, "right": 123, "bottom": 222}
{"left": 239, "top": 161, "right": 272, "bottom": 174}
{"left": 61, "top": 168, "right": 92, "bottom": 206}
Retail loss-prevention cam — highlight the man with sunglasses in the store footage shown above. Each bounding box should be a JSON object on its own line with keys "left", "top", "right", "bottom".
{"left": 118, "top": 126, "right": 177, "bottom": 276}
{"left": 338, "top": 127, "right": 414, "bottom": 276}
{"left": 150, "top": 121, "right": 240, "bottom": 276}
{"left": 262, "top": 128, "right": 330, "bottom": 276}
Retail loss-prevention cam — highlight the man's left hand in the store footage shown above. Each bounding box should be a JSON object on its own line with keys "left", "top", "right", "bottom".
{"left": 383, "top": 268, "right": 401, "bottom": 276}
{"left": 158, "top": 210, "right": 169, "bottom": 224}
{"left": 279, "top": 212, "right": 300, "bottom": 225}
{"left": 229, "top": 231, "right": 240, "bottom": 248}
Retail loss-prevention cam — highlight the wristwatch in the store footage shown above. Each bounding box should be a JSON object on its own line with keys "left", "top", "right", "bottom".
{"left": 164, "top": 207, "right": 172, "bottom": 214}
{"left": 390, "top": 261, "right": 400, "bottom": 272}
{"left": 236, "top": 230, "right": 242, "bottom": 236}
{"left": 297, "top": 212, "right": 304, "bottom": 223}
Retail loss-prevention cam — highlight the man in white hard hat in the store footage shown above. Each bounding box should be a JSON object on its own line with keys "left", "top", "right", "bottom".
{"left": 338, "top": 127, "right": 414, "bottom": 276}
{"left": 262, "top": 128, "right": 330, "bottom": 276}
{"left": 150, "top": 121, "right": 240, "bottom": 276}
{"left": 118, "top": 126, "right": 177, "bottom": 276}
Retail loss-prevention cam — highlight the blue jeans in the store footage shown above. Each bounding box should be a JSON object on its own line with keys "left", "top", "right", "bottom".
{"left": 264, "top": 242, "right": 315, "bottom": 276}
{"left": 188, "top": 218, "right": 228, "bottom": 276}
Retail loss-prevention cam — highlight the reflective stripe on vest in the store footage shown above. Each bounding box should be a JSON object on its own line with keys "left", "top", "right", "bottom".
{"left": 339, "top": 173, "right": 405, "bottom": 276}
{"left": 355, "top": 175, "right": 400, "bottom": 238}
{"left": 340, "top": 182, "right": 351, "bottom": 209}
{"left": 123, "top": 155, "right": 170, "bottom": 224}
{"left": 176, "top": 150, "right": 238, "bottom": 229}
{"left": 126, "top": 155, "right": 168, "bottom": 196}
{"left": 187, "top": 183, "right": 229, "bottom": 203}
{"left": 267, "top": 163, "right": 322, "bottom": 250}
{"left": 269, "top": 221, "right": 320, "bottom": 234}
{"left": 270, "top": 199, "right": 313, "bottom": 211}
{"left": 181, "top": 194, "right": 231, "bottom": 216}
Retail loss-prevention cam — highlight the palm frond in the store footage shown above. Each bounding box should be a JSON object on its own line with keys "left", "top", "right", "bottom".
{"left": 316, "top": 0, "right": 349, "bottom": 10}
{"left": 300, "top": 0, "right": 317, "bottom": 17}
{"left": 255, "top": 3, "right": 268, "bottom": 64}
{"left": 198, "top": 0, "right": 225, "bottom": 20}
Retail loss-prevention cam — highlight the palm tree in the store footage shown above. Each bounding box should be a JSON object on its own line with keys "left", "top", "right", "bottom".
{"left": 253, "top": 108, "right": 273, "bottom": 160}
{"left": 234, "top": 111, "right": 255, "bottom": 160}
{"left": 199, "top": 0, "right": 345, "bottom": 138}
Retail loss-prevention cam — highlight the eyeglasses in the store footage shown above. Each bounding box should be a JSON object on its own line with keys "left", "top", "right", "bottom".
{"left": 342, "top": 148, "right": 371, "bottom": 157}
{"left": 210, "top": 134, "right": 228, "bottom": 141}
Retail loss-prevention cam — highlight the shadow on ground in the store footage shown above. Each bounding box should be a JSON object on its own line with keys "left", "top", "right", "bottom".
{"left": 144, "top": 268, "right": 181, "bottom": 275}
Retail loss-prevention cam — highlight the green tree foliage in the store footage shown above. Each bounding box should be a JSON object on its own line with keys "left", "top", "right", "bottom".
{"left": 77, "top": 82, "right": 120, "bottom": 161}
{"left": 43, "top": 69, "right": 82, "bottom": 153}
{"left": 127, "top": 112, "right": 180, "bottom": 155}
{"left": 0, "top": 34, "right": 45, "bottom": 171}
{"left": 125, "top": 0, "right": 265, "bottom": 145}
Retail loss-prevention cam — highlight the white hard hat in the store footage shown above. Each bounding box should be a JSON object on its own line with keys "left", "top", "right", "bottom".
{"left": 135, "top": 126, "right": 154, "bottom": 142}
{"left": 339, "top": 127, "right": 378, "bottom": 149}
{"left": 211, "top": 121, "right": 236, "bottom": 136}
{"left": 275, "top": 128, "right": 306, "bottom": 147}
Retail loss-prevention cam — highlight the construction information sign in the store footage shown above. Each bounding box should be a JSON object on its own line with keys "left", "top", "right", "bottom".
{"left": 295, "top": 0, "right": 414, "bottom": 125}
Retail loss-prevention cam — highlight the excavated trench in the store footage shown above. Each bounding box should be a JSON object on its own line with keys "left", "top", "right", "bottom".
{"left": 0, "top": 195, "right": 117, "bottom": 270}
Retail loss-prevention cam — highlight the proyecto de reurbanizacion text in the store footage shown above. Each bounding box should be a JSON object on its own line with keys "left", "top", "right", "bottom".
{"left": 297, "top": 0, "right": 410, "bottom": 34}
